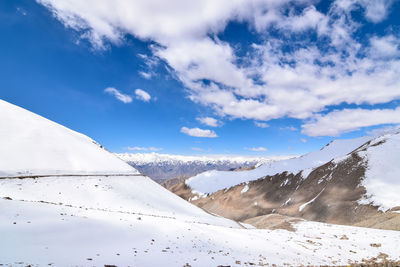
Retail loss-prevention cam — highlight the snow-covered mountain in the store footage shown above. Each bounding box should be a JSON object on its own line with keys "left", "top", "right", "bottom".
{"left": 0, "top": 99, "right": 138, "bottom": 177}
{"left": 185, "top": 136, "right": 373, "bottom": 195}
{"left": 170, "top": 132, "right": 400, "bottom": 230}
{"left": 1, "top": 99, "right": 399, "bottom": 266}
{"left": 116, "top": 152, "right": 292, "bottom": 182}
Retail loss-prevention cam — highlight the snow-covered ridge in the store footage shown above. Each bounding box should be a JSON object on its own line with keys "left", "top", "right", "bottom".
{"left": 186, "top": 136, "right": 374, "bottom": 195}
{"left": 356, "top": 132, "right": 400, "bottom": 211}
{"left": 0, "top": 99, "right": 138, "bottom": 177}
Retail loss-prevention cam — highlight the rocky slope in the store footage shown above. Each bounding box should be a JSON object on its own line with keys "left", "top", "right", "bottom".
{"left": 170, "top": 133, "right": 400, "bottom": 231}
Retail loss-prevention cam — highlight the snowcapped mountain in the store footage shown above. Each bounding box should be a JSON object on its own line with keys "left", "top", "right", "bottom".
{"left": 185, "top": 135, "right": 373, "bottom": 195}
{"left": 171, "top": 132, "right": 400, "bottom": 230}
{"left": 0, "top": 99, "right": 138, "bottom": 177}
{"left": 116, "top": 152, "right": 292, "bottom": 182}
{"left": 1, "top": 99, "right": 399, "bottom": 266}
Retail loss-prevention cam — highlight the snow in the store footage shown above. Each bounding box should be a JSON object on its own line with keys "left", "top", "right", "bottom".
{"left": 356, "top": 132, "right": 400, "bottom": 211}
{"left": 0, "top": 175, "right": 237, "bottom": 228}
{"left": 0, "top": 100, "right": 138, "bottom": 177}
{"left": 240, "top": 183, "right": 249, "bottom": 194}
{"left": 299, "top": 188, "right": 326, "bottom": 212}
{"left": 186, "top": 136, "right": 372, "bottom": 194}
{"left": 1, "top": 178, "right": 400, "bottom": 266}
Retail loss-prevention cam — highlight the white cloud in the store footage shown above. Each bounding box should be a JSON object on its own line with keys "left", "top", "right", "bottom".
{"left": 104, "top": 87, "right": 132, "bottom": 103}
{"left": 196, "top": 117, "right": 221, "bottom": 127}
{"left": 180, "top": 127, "right": 217, "bottom": 138}
{"left": 359, "top": 0, "right": 393, "bottom": 23}
{"left": 254, "top": 122, "right": 269, "bottom": 128}
{"left": 135, "top": 89, "right": 151, "bottom": 102}
{"left": 367, "top": 125, "right": 400, "bottom": 136}
{"left": 39, "top": 0, "right": 399, "bottom": 136}
{"left": 191, "top": 147, "right": 203, "bottom": 151}
{"left": 370, "top": 35, "right": 399, "bottom": 59}
{"left": 138, "top": 71, "right": 152, "bottom": 79}
{"left": 246, "top": 146, "right": 268, "bottom": 152}
{"left": 280, "top": 126, "right": 298, "bottom": 131}
{"left": 302, "top": 107, "right": 400, "bottom": 136}
{"left": 300, "top": 138, "right": 307, "bottom": 143}
{"left": 126, "top": 146, "right": 163, "bottom": 151}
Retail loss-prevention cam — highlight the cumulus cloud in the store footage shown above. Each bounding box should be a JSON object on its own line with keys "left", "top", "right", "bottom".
{"left": 180, "top": 127, "right": 217, "bottom": 138}
{"left": 254, "top": 122, "right": 269, "bottom": 128}
{"left": 370, "top": 35, "right": 399, "bottom": 59}
{"left": 196, "top": 117, "right": 221, "bottom": 127}
{"left": 359, "top": 0, "right": 394, "bottom": 23}
{"left": 302, "top": 107, "right": 400, "bottom": 136}
{"left": 246, "top": 147, "right": 268, "bottom": 152}
{"left": 135, "top": 89, "right": 151, "bottom": 102}
{"left": 126, "top": 146, "right": 163, "bottom": 151}
{"left": 104, "top": 87, "right": 132, "bottom": 103}
{"left": 38, "top": 0, "right": 399, "bottom": 136}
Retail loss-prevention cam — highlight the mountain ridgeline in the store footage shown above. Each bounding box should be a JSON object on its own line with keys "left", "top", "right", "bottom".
{"left": 169, "top": 132, "right": 400, "bottom": 231}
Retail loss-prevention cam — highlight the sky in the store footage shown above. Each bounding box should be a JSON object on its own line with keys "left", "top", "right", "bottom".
{"left": 0, "top": 0, "right": 399, "bottom": 156}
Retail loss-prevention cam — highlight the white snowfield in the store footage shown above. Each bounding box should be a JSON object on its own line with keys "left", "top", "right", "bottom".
{"left": 0, "top": 175, "right": 237, "bottom": 228}
{"left": 357, "top": 132, "right": 400, "bottom": 211}
{"left": 186, "top": 136, "right": 372, "bottom": 195}
{"left": 0, "top": 99, "right": 138, "bottom": 177}
{"left": 1, "top": 175, "right": 400, "bottom": 266}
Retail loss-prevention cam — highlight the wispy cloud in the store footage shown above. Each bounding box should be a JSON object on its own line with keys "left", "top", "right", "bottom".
{"left": 254, "top": 122, "right": 269, "bottom": 128}
{"left": 280, "top": 126, "right": 298, "bottom": 131}
{"left": 138, "top": 71, "right": 152, "bottom": 79}
{"left": 180, "top": 127, "right": 217, "bottom": 138}
{"left": 246, "top": 146, "right": 268, "bottom": 152}
{"left": 104, "top": 87, "right": 132, "bottom": 103}
{"left": 196, "top": 117, "right": 221, "bottom": 127}
{"left": 125, "top": 146, "right": 163, "bottom": 151}
{"left": 135, "top": 89, "right": 151, "bottom": 102}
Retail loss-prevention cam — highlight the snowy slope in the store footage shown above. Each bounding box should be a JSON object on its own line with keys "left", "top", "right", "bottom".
{"left": 356, "top": 132, "right": 400, "bottom": 211}
{"left": 1, "top": 175, "right": 400, "bottom": 266}
{"left": 186, "top": 136, "right": 372, "bottom": 194}
{"left": 0, "top": 99, "right": 138, "bottom": 177}
{"left": 0, "top": 175, "right": 237, "bottom": 227}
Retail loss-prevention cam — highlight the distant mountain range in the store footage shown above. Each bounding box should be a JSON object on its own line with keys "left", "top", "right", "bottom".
{"left": 115, "top": 152, "right": 293, "bottom": 182}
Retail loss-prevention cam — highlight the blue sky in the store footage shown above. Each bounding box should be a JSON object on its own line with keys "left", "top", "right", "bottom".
{"left": 1, "top": 0, "right": 399, "bottom": 155}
